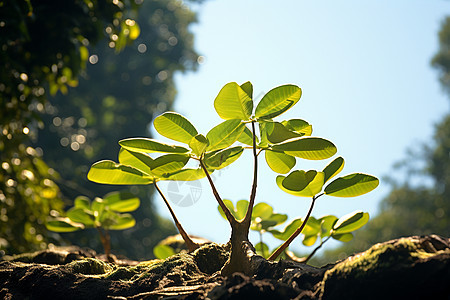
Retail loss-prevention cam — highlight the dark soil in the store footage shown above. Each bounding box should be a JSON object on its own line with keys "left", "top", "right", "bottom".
{"left": 1, "top": 235, "right": 449, "bottom": 299}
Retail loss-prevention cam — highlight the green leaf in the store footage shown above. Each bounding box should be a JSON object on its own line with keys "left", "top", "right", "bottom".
{"left": 153, "top": 112, "right": 198, "bottom": 144}
{"left": 324, "top": 173, "right": 379, "bottom": 197}
{"left": 153, "top": 244, "right": 176, "bottom": 259}
{"left": 214, "top": 82, "right": 253, "bottom": 120}
{"left": 303, "top": 234, "right": 318, "bottom": 246}
{"left": 265, "top": 150, "right": 296, "bottom": 174}
{"left": 46, "top": 218, "right": 84, "bottom": 232}
{"left": 282, "top": 119, "right": 312, "bottom": 136}
{"left": 252, "top": 202, "right": 273, "bottom": 220}
{"left": 235, "top": 199, "right": 249, "bottom": 221}
{"left": 319, "top": 215, "right": 338, "bottom": 238}
{"left": 255, "top": 242, "right": 269, "bottom": 258}
{"left": 204, "top": 146, "right": 244, "bottom": 170}
{"left": 333, "top": 211, "right": 369, "bottom": 234}
{"left": 119, "top": 138, "right": 189, "bottom": 154}
{"left": 163, "top": 168, "right": 206, "bottom": 181}
{"left": 332, "top": 232, "right": 354, "bottom": 242}
{"left": 269, "top": 218, "right": 303, "bottom": 241}
{"left": 189, "top": 134, "right": 209, "bottom": 157}
{"left": 151, "top": 154, "right": 190, "bottom": 176}
{"left": 218, "top": 199, "right": 236, "bottom": 221}
{"left": 88, "top": 160, "right": 153, "bottom": 185}
{"left": 323, "top": 157, "right": 345, "bottom": 183}
{"left": 263, "top": 121, "right": 302, "bottom": 144}
{"left": 255, "top": 84, "right": 302, "bottom": 119}
{"left": 276, "top": 170, "right": 325, "bottom": 197}
{"left": 118, "top": 149, "right": 155, "bottom": 175}
{"left": 271, "top": 137, "right": 337, "bottom": 160}
{"left": 67, "top": 207, "right": 94, "bottom": 226}
{"left": 302, "top": 217, "right": 321, "bottom": 236}
{"left": 74, "top": 196, "right": 90, "bottom": 209}
{"left": 206, "top": 119, "right": 245, "bottom": 152}
{"left": 237, "top": 125, "right": 259, "bottom": 146}
{"left": 240, "top": 81, "right": 253, "bottom": 99}
{"left": 107, "top": 213, "right": 136, "bottom": 230}
{"left": 103, "top": 191, "right": 140, "bottom": 212}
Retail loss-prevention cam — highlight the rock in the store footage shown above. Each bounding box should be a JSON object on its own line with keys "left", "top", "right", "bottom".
{"left": 0, "top": 235, "right": 449, "bottom": 299}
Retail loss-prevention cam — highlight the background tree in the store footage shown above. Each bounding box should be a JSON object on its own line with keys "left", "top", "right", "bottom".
{"left": 0, "top": 0, "right": 202, "bottom": 259}
{"left": 310, "top": 16, "right": 450, "bottom": 266}
{"left": 35, "top": 0, "right": 202, "bottom": 259}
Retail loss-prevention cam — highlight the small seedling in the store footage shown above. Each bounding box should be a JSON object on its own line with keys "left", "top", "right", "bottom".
{"left": 46, "top": 191, "right": 139, "bottom": 260}
{"left": 217, "top": 200, "right": 369, "bottom": 262}
{"left": 87, "top": 81, "right": 379, "bottom": 275}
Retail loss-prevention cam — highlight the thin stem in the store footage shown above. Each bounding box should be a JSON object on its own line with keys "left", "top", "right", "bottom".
{"left": 154, "top": 181, "right": 199, "bottom": 252}
{"left": 199, "top": 159, "right": 236, "bottom": 226}
{"left": 96, "top": 227, "right": 113, "bottom": 261}
{"left": 304, "top": 235, "right": 331, "bottom": 264}
{"left": 243, "top": 120, "right": 258, "bottom": 227}
{"left": 268, "top": 194, "right": 323, "bottom": 261}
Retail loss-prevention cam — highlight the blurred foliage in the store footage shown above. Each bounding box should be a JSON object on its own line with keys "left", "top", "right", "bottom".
{"left": 1, "top": 0, "right": 201, "bottom": 258}
{"left": 0, "top": 0, "right": 139, "bottom": 254}
{"left": 311, "top": 16, "right": 450, "bottom": 267}
{"left": 35, "top": 0, "right": 202, "bottom": 259}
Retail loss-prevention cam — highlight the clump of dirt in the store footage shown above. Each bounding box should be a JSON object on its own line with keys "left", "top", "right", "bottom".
{"left": 1, "top": 235, "right": 449, "bottom": 299}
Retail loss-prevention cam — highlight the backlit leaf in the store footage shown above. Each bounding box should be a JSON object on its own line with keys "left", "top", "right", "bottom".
{"left": 88, "top": 160, "right": 153, "bottom": 185}
{"left": 107, "top": 213, "right": 136, "bottom": 230}
{"left": 118, "top": 148, "right": 154, "bottom": 175}
{"left": 303, "top": 234, "right": 318, "bottom": 246}
{"left": 271, "top": 137, "right": 337, "bottom": 160}
{"left": 333, "top": 211, "right": 369, "bottom": 234}
{"left": 204, "top": 146, "right": 244, "bottom": 170}
{"left": 189, "top": 134, "right": 209, "bottom": 157}
{"left": 263, "top": 121, "right": 302, "bottom": 144}
{"left": 324, "top": 173, "right": 379, "bottom": 197}
{"left": 151, "top": 154, "right": 190, "bottom": 176}
{"left": 74, "top": 196, "right": 90, "bottom": 209}
{"left": 214, "top": 82, "right": 253, "bottom": 120}
{"left": 276, "top": 170, "right": 325, "bottom": 197}
{"left": 265, "top": 150, "right": 296, "bottom": 174}
{"left": 237, "top": 125, "right": 259, "bottom": 146}
{"left": 332, "top": 232, "right": 354, "bottom": 242}
{"left": 153, "top": 244, "right": 176, "bottom": 259}
{"left": 255, "top": 84, "right": 301, "bottom": 119}
{"left": 46, "top": 218, "right": 84, "bottom": 232}
{"left": 323, "top": 157, "right": 345, "bottom": 183}
{"left": 67, "top": 207, "right": 94, "bottom": 226}
{"left": 103, "top": 191, "right": 140, "bottom": 212}
{"left": 282, "top": 119, "right": 312, "bottom": 136}
{"left": 119, "top": 138, "right": 189, "bottom": 154}
{"left": 153, "top": 112, "right": 198, "bottom": 144}
{"left": 206, "top": 119, "right": 245, "bottom": 152}
{"left": 240, "top": 81, "right": 253, "bottom": 99}
{"left": 163, "top": 168, "right": 206, "bottom": 181}
{"left": 269, "top": 218, "right": 303, "bottom": 241}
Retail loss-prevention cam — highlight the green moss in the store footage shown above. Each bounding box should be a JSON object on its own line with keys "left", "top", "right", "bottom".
{"left": 63, "top": 258, "right": 113, "bottom": 276}
{"left": 321, "top": 237, "right": 450, "bottom": 289}
{"left": 192, "top": 243, "right": 229, "bottom": 274}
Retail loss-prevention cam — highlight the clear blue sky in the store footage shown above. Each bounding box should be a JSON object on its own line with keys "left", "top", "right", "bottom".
{"left": 152, "top": 1, "right": 449, "bottom": 252}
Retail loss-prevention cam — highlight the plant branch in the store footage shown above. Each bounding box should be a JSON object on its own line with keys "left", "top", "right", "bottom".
{"left": 304, "top": 235, "right": 331, "bottom": 264}
{"left": 154, "top": 181, "right": 199, "bottom": 252}
{"left": 199, "top": 159, "right": 236, "bottom": 226}
{"left": 268, "top": 194, "right": 323, "bottom": 261}
{"left": 243, "top": 120, "right": 258, "bottom": 227}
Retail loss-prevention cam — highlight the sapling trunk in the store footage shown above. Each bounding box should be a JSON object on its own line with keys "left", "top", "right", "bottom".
{"left": 154, "top": 181, "right": 200, "bottom": 252}
{"left": 96, "top": 226, "right": 114, "bottom": 262}
{"left": 201, "top": 121, "right": 260, "bottom": 276}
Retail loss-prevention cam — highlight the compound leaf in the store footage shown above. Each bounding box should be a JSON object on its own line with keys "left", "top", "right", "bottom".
{"left": 119, "top": 138, "right": 189, "bottom": 154}
{"left": 214, "top": 82, "right": 253, "bottom": 120}
{"left": 88, "top": 160, "right": 153, "bottom": 185}
{"left": 271, "top": 137, "right": 337, "bottom": 160}
{"left": 324, "top": 173, "right": 379, "bottom": 197}
{"left": 255, "top": 84, "right": 301, "bottom": 119}
{"left": 153, "top": 112, "right": 198, "bottom": 144}
{"left": 265, "top": 150, "right": 296, "bottom": 174}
